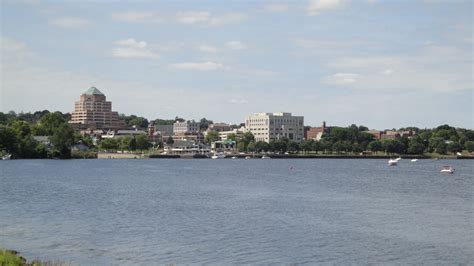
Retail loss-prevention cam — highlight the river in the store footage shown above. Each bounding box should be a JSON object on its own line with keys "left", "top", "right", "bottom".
{"left": 1, "top": 159, "right": 472, "bottom": 264}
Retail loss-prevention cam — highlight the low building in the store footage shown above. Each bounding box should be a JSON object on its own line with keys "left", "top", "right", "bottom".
{"left": 364, "top": 130, "right": 384, "bottom": 140}
{"left": 164, "top": 140, "right": 210, "bottom": 154}
{"left": 305, "top": 121, "right": 331, "bottom": 141}
{"left": 208, "top": 123, "right": 231, "bottom": 132}
{"left": 100, "top": 129, "right": 147, "bottom": 139}
{"left": 245, "top": 112, "right": 304, "bottom": 143}
{"left": 218, "top": 127, "right": 246, "bottom": 141}
{"left": 211, "top": 140, "right": 236, "bottom": 153}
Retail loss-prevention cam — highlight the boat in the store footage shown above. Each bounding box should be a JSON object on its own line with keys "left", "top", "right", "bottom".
{"left": 440, "top": 166, "right": 454, "bottom": 174}
{"left": 231, "top": 156, "right": 237, "bottom": 159}
{"left": 2, "top": 154, "right": 11, "bottom": 160}
{"left": 244, "top": 156, "right": 251, "bottom": 160}
{"left": 411, "top": 159, "right": 418, "bottom": 162}
{"left": 261, "top": 155, "right": 270, "bottom": 159}
{"left": 211, "top": 153, "right": 225, "bottom": 159}
{"left": 388, "top": 158, "right": 398, "bottom": 166}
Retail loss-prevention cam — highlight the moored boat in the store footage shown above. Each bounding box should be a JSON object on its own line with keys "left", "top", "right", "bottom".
{"left": 388, "top": 158, "right": 399, "bottom": 166}
{"left": 440, "top": 166, "right": 454, "bottom": 174}
{"left": 2, "top": 154, "right": 11, "bottom": 160}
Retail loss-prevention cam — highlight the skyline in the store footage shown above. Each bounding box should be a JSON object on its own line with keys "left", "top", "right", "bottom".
{"left": 1, "top": 0, "right": 472, "bottom": 129}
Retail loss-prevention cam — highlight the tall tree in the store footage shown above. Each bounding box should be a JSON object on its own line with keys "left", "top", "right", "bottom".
{"left": 50, "top": 123, "right": 75, "bottom": 159}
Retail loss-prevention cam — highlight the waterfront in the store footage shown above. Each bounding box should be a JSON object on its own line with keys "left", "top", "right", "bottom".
{"left": 1, "top": 159, "right": 473, "bottom": 264}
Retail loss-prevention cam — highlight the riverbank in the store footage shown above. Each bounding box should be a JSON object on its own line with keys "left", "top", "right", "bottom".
{"left": 90, "top": 152, "right": 474, "bottom": 160}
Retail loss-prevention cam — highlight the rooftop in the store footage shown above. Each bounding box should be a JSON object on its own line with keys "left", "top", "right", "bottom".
{"left": 83, "top": 87, "right": 104, "bottom": 95}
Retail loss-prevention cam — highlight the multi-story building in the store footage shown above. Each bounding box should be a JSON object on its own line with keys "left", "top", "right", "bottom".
{"left": 173, "top": 120, "right": 201, "bottom": 134}
{"left": 69, "top": 87, "right": 124, "bottom": 129}
{"left": 245, "top": 112, "right": 304, "bottom": 143}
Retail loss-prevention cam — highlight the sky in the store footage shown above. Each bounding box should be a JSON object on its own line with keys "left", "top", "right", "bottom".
{"left": 0, "top": 0, "right": 472, "bottom": 130}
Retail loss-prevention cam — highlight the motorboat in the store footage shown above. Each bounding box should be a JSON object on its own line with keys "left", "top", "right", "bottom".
{"left": 411, "top": 159, "right": 418, "bottom": 162}
{"left": 440, "top": 166, "right": 454, "bottom": 174}
{"left": 388, "top": 158, "right": 398, "bottom": 166}
{"left": 211, "top": 153, "right": 226, "bottom": 159}
{"left": 231, "top": 156, "right": 237, "bottom": 159}
{"left": 244, "top": 156, "right": 251, "bottom": 160}
{"left": 2, "top": 154, "right": 11, "bottom": 160}
{"left": 261, "top": 155, "right": 270, "bottom": 159}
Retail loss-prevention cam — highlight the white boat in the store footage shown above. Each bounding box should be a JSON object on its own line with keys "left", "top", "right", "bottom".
{"left": 244, "top": 156, "right": 251, "bottom": 160}
{"left": 411, "top": 159, "right": 418, "bottom": 162}
{"left": 211, "top": 155, "right": 219, "bottom": 159}
{"left": 261, "top": 155, "right": 270, "bottom": 159}
{"left": 456, "top": 152, "right": 462, "bottom": 156}
{"left": 440, "top": 166, "right": 455, "bottom": 174}
{"left": 388, "top": 158, "right": 398, "bottom": 166}
{"left": 2, "top": 154, "right": 11, "bottom": 160}
{"left": 231, "top": 156, "right": 237, "bottom": 159}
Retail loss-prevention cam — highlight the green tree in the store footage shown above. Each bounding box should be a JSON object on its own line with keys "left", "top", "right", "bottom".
{"left": 255, "top": 141, "right": 270, "bottom": 152}
{"left": 300, "top": 140, "right": 313, "bottom": 153}
{"left": 428, "top": 137, "right": 447, "bottom": 154}
{"left": 166, "top": 136, "right": 174, "bottom": 145}
{"left": 49, "top": 123, "right": 75, "bottom": 159}
{"left": 287, "top": 141, "right": 300, "bottom": 153}
{"left": 382, "top": 139, "right": 406, "bottom": 154}
{"left": 247, "top": 141, "right": 256, "bottom": 152}
{"left": 120, "top": 136, "right": 131, "bottom": 150}
{"left": 129, "top": 137, "right": 137, "bottom": 151}
{"left": 368, "top": 140, "right": 382, "bottom": 153}
{"left": 199, "top": 118, "right": 213, "bottom": 131}
{"left": 100, "top": 138, "right": 120, "bottom": 150}
{"left": 447, "top": 142, "right": 462, "bottom": 154}
{"left": 0, "top": 125, "right": 19, "bottom": 156}
{"left": 465, "top": 141, "right": 474, "bottom": 152}
{"left": 136, "top": 134, "right": 151, "bottom": 150}
{"left": 205, "top": 131, "right": 220, "bottom": 143}
{"left": 34, "top": 112, "right": 67, "bottom": 136}
{"left": 226, "top": 133, "right": 237, "bottom": 141}
{"left": 407, "top": 142, "right": 425, "bottom": 154}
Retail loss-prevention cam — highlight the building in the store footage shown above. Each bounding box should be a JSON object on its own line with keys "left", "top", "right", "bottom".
{"left": 245, "top": 112, "right": 304, "bottom": 143}
{"left": 173, "top": 120, "right": 200, "bottom": 134}
{"left": 208, "top": 123, "right": 232, "bottom": 132}
{"left": 364, "top": 130, "right": 383, "bottom": 140}
{"left": 305, "top": 121, "right": 331, "bottom": 141}
{"left": 69, "top": 87, "right": 124, "bottom": 129}
{"left": 218, "top": 127, "right": 246, "bottom": 141}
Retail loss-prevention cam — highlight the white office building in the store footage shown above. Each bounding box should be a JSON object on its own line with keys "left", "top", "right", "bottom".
{"left": 173, "top": 120, "right": 200, "bottom": 134}
{"left": 245, "top": 112, "right": 304, "bottom": 143}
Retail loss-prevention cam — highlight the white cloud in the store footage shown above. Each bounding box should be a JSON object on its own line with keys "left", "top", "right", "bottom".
{"left": 171, "top": 61, "right": 225, "bottom": 71}
{"left": 111, "top": 38, "right": 160, "bottom": 60}
{"left": 325, "top": 45, "right": 472, "bottom": 92}
{"left": 307, "top": 0, "right": 345, "bottom": 15}
{"left": 263, "top": 3, "right": 289, "bottom": 12}
{"left": 110, "top": 11, "right": 163, "bottom": 23}
{"left": 225, "top": 41, "right": 247, "bottom": 50}
{"left": 322, "top": 73, "right": 360, "bottom": 85}
{"left": 197, "top": 44, "right": 219, "bottom": 53}
{"left": 49, "top": 17, "right": 93, "bottom": 29}
{"left": 176, "top": 11, "right": 246, "bottom": 26}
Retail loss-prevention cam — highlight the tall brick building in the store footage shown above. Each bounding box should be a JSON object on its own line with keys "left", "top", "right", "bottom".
{"left": 69, "top": 87, "right": 124, "bottom": 129}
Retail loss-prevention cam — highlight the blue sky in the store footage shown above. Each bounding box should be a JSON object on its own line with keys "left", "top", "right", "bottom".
{"left": 1, "top": 0, "right": 472, "bottom": 129}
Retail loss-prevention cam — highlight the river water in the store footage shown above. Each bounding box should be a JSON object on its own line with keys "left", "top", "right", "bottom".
{"left": 1, "top": 159, "right": 473, "bottom": 264}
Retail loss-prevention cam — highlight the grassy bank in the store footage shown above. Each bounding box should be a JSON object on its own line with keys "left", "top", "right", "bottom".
{"left": 0, "top": 249, "right": 66, "bottom": 266}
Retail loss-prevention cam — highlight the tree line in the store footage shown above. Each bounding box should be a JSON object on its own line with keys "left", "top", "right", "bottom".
{"left": 232, "top": 124, "right": 474, "bottom": 155}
